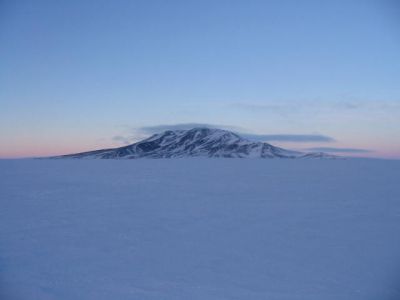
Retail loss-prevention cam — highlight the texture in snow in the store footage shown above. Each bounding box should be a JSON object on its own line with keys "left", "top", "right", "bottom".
{"left": 1, "top": 159, "right": 400, "bottom": 299}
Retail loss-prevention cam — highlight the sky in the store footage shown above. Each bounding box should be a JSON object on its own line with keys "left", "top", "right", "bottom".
{"left": 1, "top": 0, "right": 400, "bottom": 158}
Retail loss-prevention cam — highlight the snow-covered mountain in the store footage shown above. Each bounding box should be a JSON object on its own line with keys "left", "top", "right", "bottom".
{"left": 53, "top": 127, "right": 337, "bottom": 159}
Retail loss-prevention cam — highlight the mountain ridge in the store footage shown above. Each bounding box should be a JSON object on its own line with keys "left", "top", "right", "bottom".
{"left": 52, "top": 127, "right": 337, "bottom": 159}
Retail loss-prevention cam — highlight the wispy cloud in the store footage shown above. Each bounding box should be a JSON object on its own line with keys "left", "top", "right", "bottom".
{"left": 111, "top": 123, "right": 335, "bottom": 145}
{"left": 111, "top": 123, "right": 242, "bottom": 145}
{"left": 140, "top": 124, "right": 335, "bottom": 143}
{"left": 242, "top": 134, "right": 335, "bottom": 143}
{"left": 306, "top": 147, "right": 372, "bottom": 153}
{"left": 228, "top": 101, "right": 365, "bottom": 119}
{"left": 111, "top": 135, "right": 135, "bottom": 145}
{"left": 231, "top": 100, "right": 400, "bottom": 114}
{"left": 230, "top": 101, "right": 364, "bottom": 112}
{"left": 139, "top": 123, "right": 242, "bottom": 134}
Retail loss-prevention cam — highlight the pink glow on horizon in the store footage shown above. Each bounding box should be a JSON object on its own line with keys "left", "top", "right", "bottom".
{"left": 0, "top": 142, "right": 120, "bottom": 159}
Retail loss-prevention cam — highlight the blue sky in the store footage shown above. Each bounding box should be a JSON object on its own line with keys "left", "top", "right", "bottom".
{"left": 1, "top": 0, "right": 399, "bottom": 158}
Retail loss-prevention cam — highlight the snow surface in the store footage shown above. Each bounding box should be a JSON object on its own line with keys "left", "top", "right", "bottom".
{"left": 1, "top": 158, "right": 400, "bottom": 300}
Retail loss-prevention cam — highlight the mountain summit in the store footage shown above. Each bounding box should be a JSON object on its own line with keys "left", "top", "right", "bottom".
{"left": 53, "top": 127, "right": 336, "bottom": 159}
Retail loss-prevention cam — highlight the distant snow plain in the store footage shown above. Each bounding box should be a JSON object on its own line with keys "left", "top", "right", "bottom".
{"left": 1, "top": 158, "right": 400, "bottom": 300}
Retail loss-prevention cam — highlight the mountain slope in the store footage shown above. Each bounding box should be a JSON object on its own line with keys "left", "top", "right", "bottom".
{"left": 53, "top": 128, "right": 335, "bottom": 159}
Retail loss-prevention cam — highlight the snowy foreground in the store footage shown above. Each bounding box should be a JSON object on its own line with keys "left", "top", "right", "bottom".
{"left": 1, "top": 159, "right": 400, "bottom": 300}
